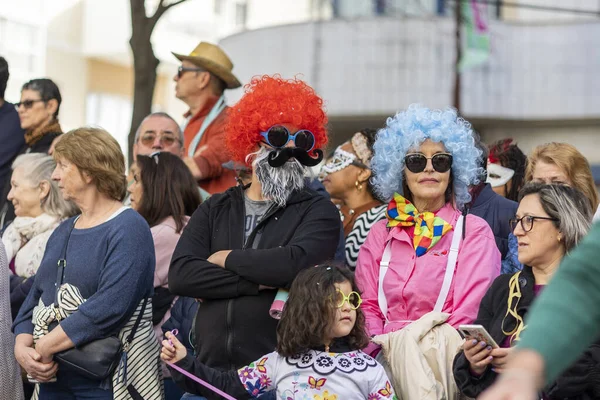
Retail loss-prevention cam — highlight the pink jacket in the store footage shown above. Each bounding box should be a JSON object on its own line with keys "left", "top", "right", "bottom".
{"left": 152, "top": 216, "right": 189, "bottom": 378}
{"left": 151, "top": 216, "right": 189, "bottom": 337}
{"left": 355, "top": 203, "right": 500, "bottom": 353}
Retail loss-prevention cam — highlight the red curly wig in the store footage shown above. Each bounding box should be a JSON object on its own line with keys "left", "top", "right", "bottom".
{"left": 225, "top": 75, "right": 328, "bottom": 165}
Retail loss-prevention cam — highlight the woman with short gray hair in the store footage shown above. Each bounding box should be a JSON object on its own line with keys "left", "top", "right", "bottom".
{"left": 2, "top": 153, "right": 78, "bottom": 318}
{"left": 453, "top": 183, "right": 600, "bottom": 399}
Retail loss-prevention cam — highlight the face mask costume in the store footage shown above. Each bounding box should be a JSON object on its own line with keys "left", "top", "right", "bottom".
{"left": 225, "top": 75, "right": 328, "bottom": 207}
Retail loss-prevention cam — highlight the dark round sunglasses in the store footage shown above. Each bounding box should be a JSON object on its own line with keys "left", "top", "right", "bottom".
{"left": 260, "top": 125, "right": 316, "bottom": 152}
{"left": 404, "top": 153, "right": 453, "bottom": 173}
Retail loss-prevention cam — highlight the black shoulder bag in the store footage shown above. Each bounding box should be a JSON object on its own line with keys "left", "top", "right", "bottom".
{"left": 48, "top": 221, "right": 148, "bottom": 381}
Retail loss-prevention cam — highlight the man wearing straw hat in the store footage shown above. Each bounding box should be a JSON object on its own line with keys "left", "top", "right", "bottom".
{"left": 172, "top": 42, "right": 242, "bottom": 194}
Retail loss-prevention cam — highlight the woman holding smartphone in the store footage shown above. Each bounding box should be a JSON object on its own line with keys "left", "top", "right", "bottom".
{"left": 453, "top": 183, "right": 600, "bottom": 399}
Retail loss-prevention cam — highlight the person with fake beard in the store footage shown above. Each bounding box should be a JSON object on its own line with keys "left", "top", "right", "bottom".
{"left": 168, "top": 75, "right": 341, "bottom": 399}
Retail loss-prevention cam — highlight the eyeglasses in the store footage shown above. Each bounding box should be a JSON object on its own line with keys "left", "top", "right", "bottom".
{"left": 509, "top": 215, "right": 558, "bottom": 233}
{"left": 404, "top": 153, "right": 453, "bottom": 173}
{"left": 140, "top": 133, "right": 180, "bottom": 147}
{"left": 333, "top": 289, "right": 362, "bottom": 310}
{"left": 177, "top": 66, "right": 205, "bottom": 79}
{"left": 15, "top": 99, "right": 45, "bottom": 110}
{"left": 260, "top": 125, "right": 316, "bottom": 152}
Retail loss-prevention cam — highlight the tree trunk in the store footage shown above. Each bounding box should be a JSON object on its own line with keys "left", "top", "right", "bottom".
{"left": 128, "top": 35, "right": 159, "bottom": 165}
{"left": 127, "top": 0, "right": 189, "bottom": 166}
{"left": 128, "top": 0, "right": 158, "bottom": 165}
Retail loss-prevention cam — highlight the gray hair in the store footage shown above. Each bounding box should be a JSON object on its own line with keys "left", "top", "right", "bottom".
{"left": 12, "top": 153, "right": 79, "bottom": 219}
{"left": 134, "top": 112, "right": 183, "bottom": 144}
{"left": 519, "top": 182, "right": 593, "bottom": 253}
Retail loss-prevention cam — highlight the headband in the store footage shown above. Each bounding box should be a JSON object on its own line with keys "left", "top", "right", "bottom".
{"left": 351, "top": 132, "right": 372, "bottom": 168}
{"left": 320, "top": 148, "right": 357, "bottom": 176}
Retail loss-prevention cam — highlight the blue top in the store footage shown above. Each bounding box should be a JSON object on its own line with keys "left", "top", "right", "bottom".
{"left": 13, "top": 209, "right": 155, "bottom": 346}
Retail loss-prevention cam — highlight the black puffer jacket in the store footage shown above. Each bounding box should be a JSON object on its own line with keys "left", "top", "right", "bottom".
{"left": 453, "top": 266, "right": 600, "bottom": 399}
{"left": 168, "top": 184, "right": 340, "bottom": 386}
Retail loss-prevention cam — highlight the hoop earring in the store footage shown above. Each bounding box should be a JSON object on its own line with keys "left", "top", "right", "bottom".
{"left": 355, "top": 180, "right": 363, "bottom": 191}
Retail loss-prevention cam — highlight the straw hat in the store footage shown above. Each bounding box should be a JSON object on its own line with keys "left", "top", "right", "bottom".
{"left": 172, "top": 42, "right": 241, "bottom": 89}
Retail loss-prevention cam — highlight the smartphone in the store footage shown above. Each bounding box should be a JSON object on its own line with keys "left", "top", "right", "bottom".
{"left": 458, "top": 324, "right": 499, "bottom": 349}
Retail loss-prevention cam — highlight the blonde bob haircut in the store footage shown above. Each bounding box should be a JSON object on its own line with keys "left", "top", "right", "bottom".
{"left": 525, "top": 142, "right": 599, "bottom": 212}
{"left": 53, "top": 127, "right": 127, "bottom": 201}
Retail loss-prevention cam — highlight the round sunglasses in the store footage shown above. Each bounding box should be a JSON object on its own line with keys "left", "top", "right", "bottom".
{"left": 260, "top": 125, "right": 315, "bottom": 152}
{"left": 333, "top": 289, "right": 362, "bottom": 310}
{"left": 404, "top": 153, "right": 453, "bottom": 173}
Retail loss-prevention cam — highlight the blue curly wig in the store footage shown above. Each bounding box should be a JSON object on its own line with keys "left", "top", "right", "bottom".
{"left": 371, "top": 104, "right": 483, "bottom": 210}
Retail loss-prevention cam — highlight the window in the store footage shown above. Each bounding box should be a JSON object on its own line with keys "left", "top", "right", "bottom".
{"left": 235, "top": 2, "right": 247, "bottom": 27}
{"left": 86, "top": 93, "right": 133, "bottom": 163}
{"left": 0, "top": 18, "right": 42, "bottom": 100}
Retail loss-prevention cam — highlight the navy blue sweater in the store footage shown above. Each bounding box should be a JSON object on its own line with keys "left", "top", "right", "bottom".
{"left": 13, "top": 209, "right": 155, "bottom": 346}
{"left": 0, "top": 101, "right": 24, "bottom": 213}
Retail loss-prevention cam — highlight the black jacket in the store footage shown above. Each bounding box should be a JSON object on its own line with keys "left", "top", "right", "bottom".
{"left": 467, "top": 183, "right": 518, "bottom": 260}
{"left": 453, "top": 266, "right": 600, "bottom": 399}
{"left": 168, "top": 184, "right": 340, "bottom": 379}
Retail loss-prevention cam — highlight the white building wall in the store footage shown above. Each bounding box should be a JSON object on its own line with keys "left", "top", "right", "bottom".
{"left": 462, "top": 21, "right": 600, "bottom": 119}
{"left": 221, "top": 17, "right": 600, "bottom": 120}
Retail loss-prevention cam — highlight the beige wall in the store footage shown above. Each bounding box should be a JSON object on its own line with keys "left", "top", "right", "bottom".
{"left": 44, "top": 0, "right": 87, "bottom": 131}
{"left": 87, "top": 58, "right": 132, "bottom": 97}
{"left": 45, "top": 50, "right": 88, "bottom": 131}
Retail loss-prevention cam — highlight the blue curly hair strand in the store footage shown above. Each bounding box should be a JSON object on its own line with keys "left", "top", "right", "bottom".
{"left": 371, "top": 104, "right": 483, "bottom": 210}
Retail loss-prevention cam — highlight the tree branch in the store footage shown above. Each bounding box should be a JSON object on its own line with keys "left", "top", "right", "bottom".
{"left": 151, "top": 0, "right": 190, "bottom": 26}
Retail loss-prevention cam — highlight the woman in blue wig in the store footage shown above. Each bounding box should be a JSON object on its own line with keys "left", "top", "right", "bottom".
{"left": 355, "top": 104, "right": 501, "bottom": 357}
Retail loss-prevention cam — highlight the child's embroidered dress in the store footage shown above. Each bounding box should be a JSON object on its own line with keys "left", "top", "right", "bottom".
{"left": 172, "top": 340, "right": 396, "bottom": 400}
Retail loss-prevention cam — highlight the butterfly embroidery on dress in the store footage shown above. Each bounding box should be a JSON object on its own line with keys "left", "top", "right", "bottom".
{"left": 256, "top": 357, "right": 268, "bottom": 374}
{"left": 378, "top": 381, "right": 393, "bottom": 397}
{"left": 308, "top": 376, "right": 326, "bottom": 390}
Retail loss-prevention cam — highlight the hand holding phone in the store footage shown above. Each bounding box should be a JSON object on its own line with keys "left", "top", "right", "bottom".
{"left": 458, "top": 324, "right": 499, "bottom": 349}
{"left": 459, "top": 324, "right": 499, "bottom": 375}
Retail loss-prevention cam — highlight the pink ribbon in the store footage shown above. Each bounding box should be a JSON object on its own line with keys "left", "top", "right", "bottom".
{"left": 165, "top": 329, "right": 238, "bottom": 400}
